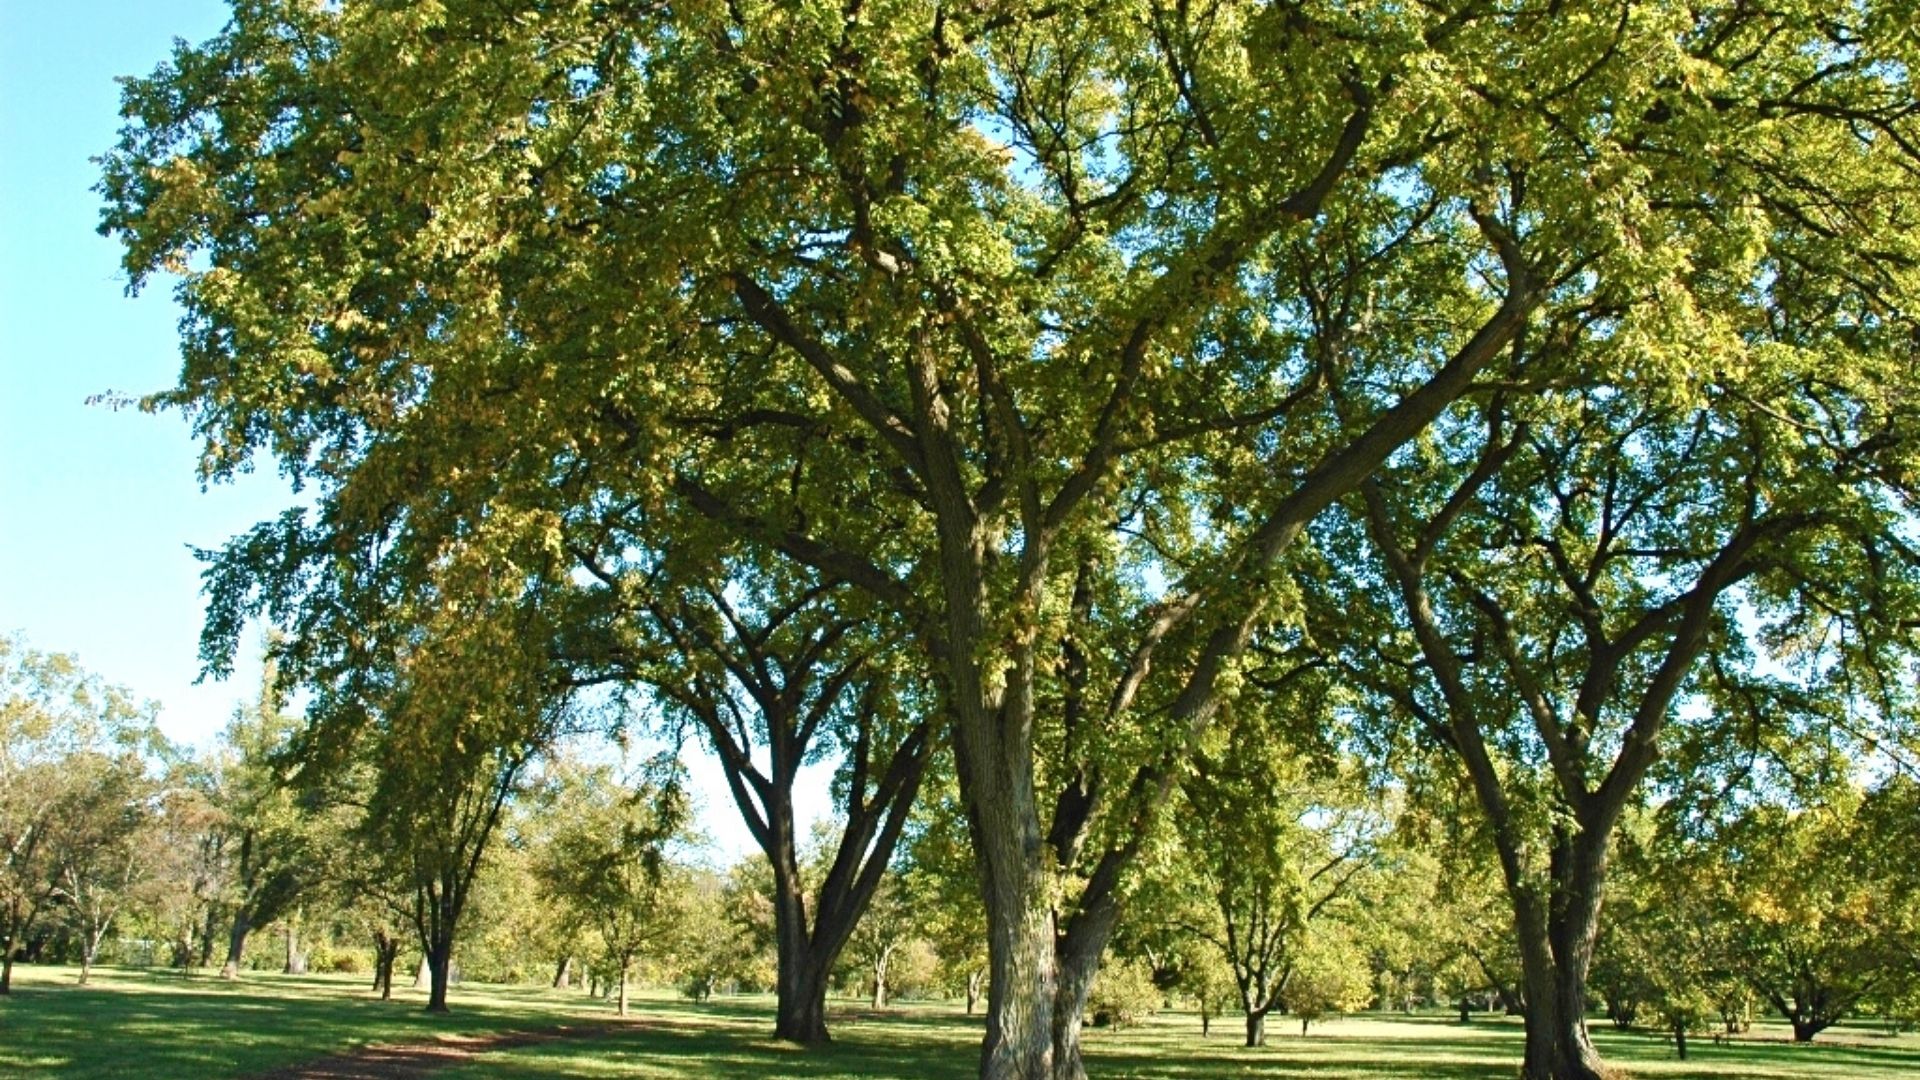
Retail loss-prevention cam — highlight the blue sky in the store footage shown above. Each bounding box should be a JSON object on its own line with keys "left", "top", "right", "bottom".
{"left": 2, "top": 0, "right": 279, "bottom": 745}
{"left": 0, "top": 1, "right": 806, "bottom": 859}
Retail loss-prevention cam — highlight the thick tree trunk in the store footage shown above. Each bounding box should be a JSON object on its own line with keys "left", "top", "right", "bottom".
{"left": 552, "top": 955, "right": 572, "bottom": 990}
{"left": 425, "top": 940, "right": 452, "bottom": 1012}
{"left": 1245, "top": 1009, "right": 1267, "bottom": 1047}
{"left": 1513, "top": 862, "right": 1609, "bottom": 1080}
{"left": 1, "top": 950, "right": 13, "bottom": 994}
{"left": 1052, "top": 926, "right": 1112, "bottom": 1080}
{"left": 770, "top": 862, "right": 833, "bottom": 1044}
{"left": 220, "top": 912, "right": 251, "bottom": 980}
{"left": 414, "top": 955, "right": 430, "bottom": 990}
{"left": 1674, "top": 1019, "right": 1688, "bottom": 1060}
{"left": 1459, "top": 997, "right": 1472, "bottom": 1023}
{"left": 973, "top": 820, "right": 1056, "bottom": 1080}
{"left": 1791, "top": 1019, "right": 1822, "bottom": 1042}
{"left": 775, "top": 967, "right": 831, "bottom": 1043}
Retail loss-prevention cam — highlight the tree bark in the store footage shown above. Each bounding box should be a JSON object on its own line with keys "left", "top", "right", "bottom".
{"left": 968, "top": 767, "right": 1056, "bottom": 1080}
{"left": 425, "top": 938, "right": 452, "bottom": 1013}
{"left": 414, "top": 954, "right": 430, "bottom": 990}
{"left": 552, "top": 955, "right": 572, "bottom": 990}
{"left": 1512, "top": 844, "right": 1610, "bottom": 1080}
{"left": 966, "top": 969, "right": 984, "bottom": 1015}
{"left": 1245, "top": 1009, "right": 1268, "bottom": 1047}
{"left": 220, "top": 911, "right": 251, "bottom": 980}
{"left": 1674, "top": 1019, "right": 1688, "bottom": 1060}
{"left": 770, "top": 857, "right": 833, "bottom": 1044}
{"left": 1, "top": 949, "right": 13, "bottom": 994}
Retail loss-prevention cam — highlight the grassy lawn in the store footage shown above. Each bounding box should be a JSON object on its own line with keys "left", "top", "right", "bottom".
{"left": 2, "top": 964, "right": 1916, "bottom": 1079}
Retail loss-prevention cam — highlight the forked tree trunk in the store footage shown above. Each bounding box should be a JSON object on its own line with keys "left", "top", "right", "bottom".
{"left": 1512, "top": 835, "right": 1610, "bottom": 1080}
{"left": 769, "top": 858, "right": 833, "bottom": 1044}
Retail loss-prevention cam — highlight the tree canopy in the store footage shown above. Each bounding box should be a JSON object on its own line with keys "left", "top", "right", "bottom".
{"left": 99, "top": 3, "right": 1920, "bottom": 1078}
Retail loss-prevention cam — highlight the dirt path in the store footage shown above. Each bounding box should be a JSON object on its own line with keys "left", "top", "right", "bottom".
{"left": 244, "top": 1024, "right": 613, "bottom": 1080}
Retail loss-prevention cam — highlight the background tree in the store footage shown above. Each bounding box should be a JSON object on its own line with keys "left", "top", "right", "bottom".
{"left": 541, "top": 759, "right": 690, "bottom": 1017}
{"left": 1, "top": 634, "right": 157, "bottom": 993}
{"left": 209, "top": 661, "right": 325, "bottom": 979}
{"left": 567, "top": 544, "right": 935, "bottom": 1042}
{"left": 47, "top": 748, "right": 155, "bottom": 984}
{"left": 1178, "top": 684, "right": 1382, "bottom": 1047}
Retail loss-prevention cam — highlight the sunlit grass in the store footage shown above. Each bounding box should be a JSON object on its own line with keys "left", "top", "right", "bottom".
{"left": 2, "top": 963, "right": 1915, "bottom": 1079}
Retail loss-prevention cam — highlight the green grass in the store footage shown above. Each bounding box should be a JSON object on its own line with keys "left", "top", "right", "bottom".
{"left": 2, "top": 963, "right": 1916, "bottom": 1079}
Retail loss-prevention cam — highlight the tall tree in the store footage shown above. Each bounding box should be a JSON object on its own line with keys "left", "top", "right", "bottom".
{"left": 1329, "top": 264, "right": 1920, "bottom": 1076}
{"left": 102, "top": 4, "right": 1920, "bottom": 1075}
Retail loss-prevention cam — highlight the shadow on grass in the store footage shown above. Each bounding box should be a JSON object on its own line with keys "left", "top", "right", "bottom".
{"left": 0, "top": 965, "right": 597, "bottom": 1079}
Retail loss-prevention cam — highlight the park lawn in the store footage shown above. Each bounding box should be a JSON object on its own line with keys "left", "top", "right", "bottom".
{"left": 3, "top": 964, "right": 1917, "bottom": 1080}
{"left": 0, "top": 963, "right": 601, "bottom": 1077}
{"left": 442, "top": 1001, "right": 1920, "bottom": 1080}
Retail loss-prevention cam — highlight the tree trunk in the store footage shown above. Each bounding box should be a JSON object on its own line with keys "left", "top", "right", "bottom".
{"left": 1459, "top": 997, "right": 1472, "bottom": 1023}
{"left": 774, "top": 950, "right": 833, "bottom": 1043}
{"left": 956, "top": 701, "right": 1056, "bottom": 1080}
{"left": 414, "top": 954, "right": 430, "bottom": 990}
{"left": 1052, "top": 926, "right": 1111, "bottom": 1080}
{"left": 552, "top": 955, "right": 572, "bottom": 990}
{"left": 871, "top": 952, "right": 889, "bottom": 1010}
{"left": 1513, "top": 887, "right": 1609, "bottom": 1080}
{"left": 1, "top": 950, "right": 13, "bottom": 994}
{"left": 966, "top": 969, "right": 984, "bottom": 1016}
{"left": 974, "top": 834, "right": 1056, "bottom": 1080}
{"left": 372, "top": 933, "right": 399, "bottom": 999}
{"left": 616, "top": 962, "right": 629, "bottom": 1018}
{"left": 1791, "top": 1019, "right": 1822, "bottom": 1042}
{"left": 199, "top": 905, "right": 220, "bottom": 968}
{"left": 220, "top": 911, "right": 251, "bottom": 980}
{"left": 1674, "top": 1019, "right": 1688, "bottom": 1060}
{"left": 1245, "top": 1009, "right": 1267, "bottom": 1047}
{"left": 283, "top": 919, "right": 307, "bottom": 975}
{"left": 1201, "top": 1003, "right": 1211, "bottom": 1037}
{"left": 425, "top": 938, "right": 452, "bottom": 1013}
{"left": 769, "top": 855, "right": 833, "bottom": 1044}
